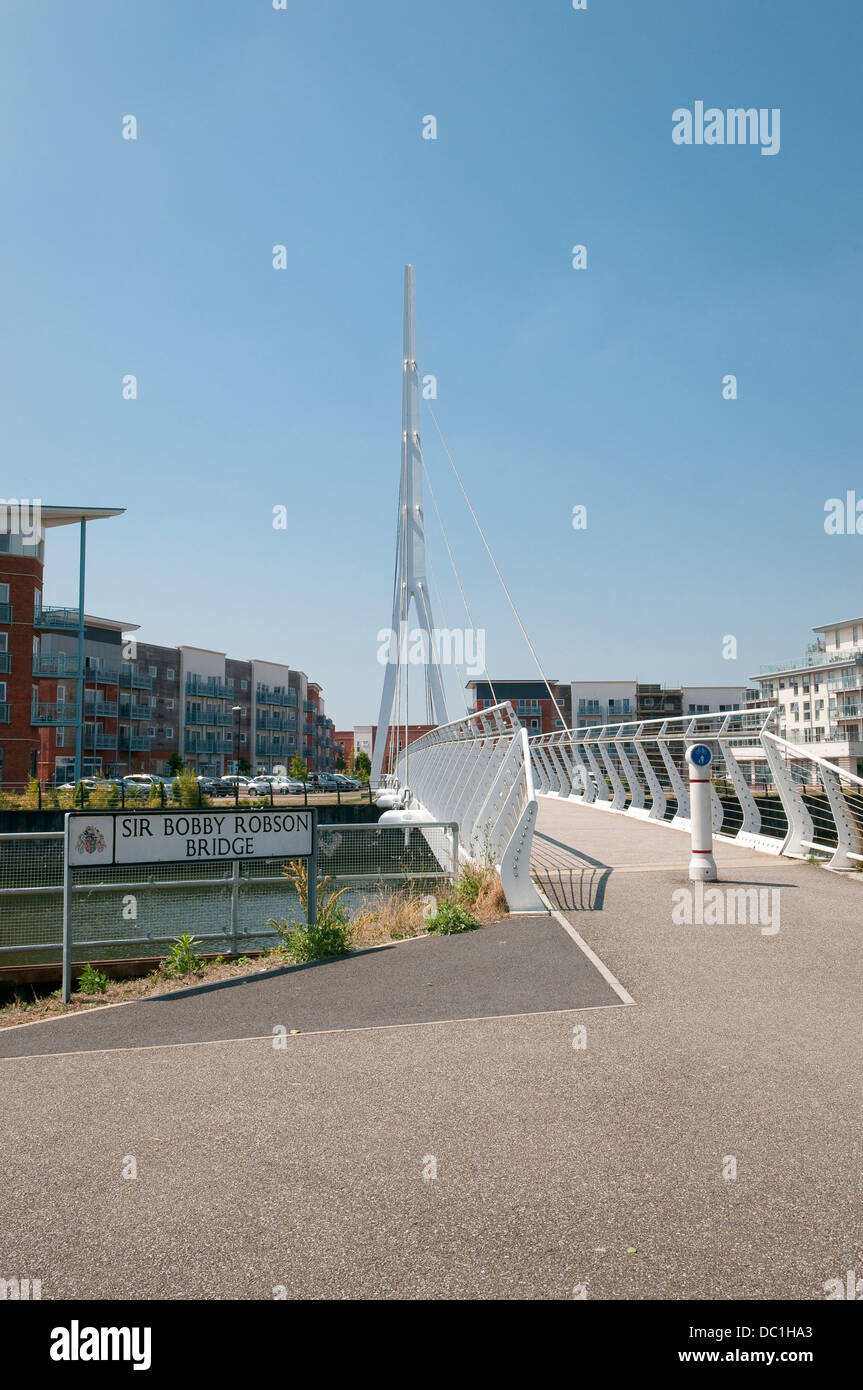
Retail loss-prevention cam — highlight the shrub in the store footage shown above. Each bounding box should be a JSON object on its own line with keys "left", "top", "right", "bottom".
{"left": 268, "top": 859, "right": 353, "bottom": 961}
{"left": 426, "top": 901, "right": 480, "bottom": 935}
{"left": 271, "top": 915, "right": 351, "bottom": 963}
{"left": 454, "top": 863, "right": 485, "bottom": 906}
{"left": 77, "top": 964, "right": 109, "bottom": 995}
{"left": 161, "top": 933, "right": 205, "bottom": 977}
{"left": 174, "top": 768, "right": 204, "bottom": 806}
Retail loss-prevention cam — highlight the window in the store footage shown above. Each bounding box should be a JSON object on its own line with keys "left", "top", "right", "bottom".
{"left": 166, "top": 698, "right": 174, "bottom": 710}
{"left": 166, "top": 668, "right": 175, "bottom": 680}
{"left": 148, "top": 727, "right": 156, "bottom": 737}
{"left": 0, "top": 583, "right": 8, "bottom": 603}
{"left": 56, "top": 727, "right": 64, "bottom": 746}
{"left": 241, "top": 679, "right": 248, "bottom": 690}
{"left": 835, "top": 631, "right": 840, "bottom": 649}
{"left": 57, "top": 684, "right": 66, "bottom": 703}
{"left": 854, "top": 626, "right": 860, "bottom": 643}
{"left": 0, "top": 634, "right": 6, "bottom": 653}
{"left": 165, "top": 728, "right": 174, "bottom": 739}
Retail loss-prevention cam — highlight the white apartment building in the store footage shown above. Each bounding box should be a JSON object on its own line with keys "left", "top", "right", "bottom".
{"left": 569, "top": 681, "right": 752, "bottom": 729}
{"left": 750, "top": 616, "right": 863, "bottom": 777}
{"left": 570, "top": 681, "right": 637, "bottom": 727}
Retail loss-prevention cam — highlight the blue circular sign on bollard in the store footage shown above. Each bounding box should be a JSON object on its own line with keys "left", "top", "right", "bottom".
{"left": 689, "top": 744, "right": 712, "bottom": 767}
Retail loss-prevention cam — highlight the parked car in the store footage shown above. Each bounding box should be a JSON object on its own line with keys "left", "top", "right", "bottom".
{"left": 123, "top": 774, "right": 166, "bottom": 790}
{"left": 333, "top": 774, "right": 360, "bottom": 790}
{"left": 195, "top": 776, "right": 224, "bottom": 796}
{"left": 315, "top": 773, "right": 340, "bottom": 792}
{"left": 258, "top": 776, "right": 306, "bottom": 795}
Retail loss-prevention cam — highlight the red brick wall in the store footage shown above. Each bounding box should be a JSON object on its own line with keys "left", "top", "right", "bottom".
{"left": 0, "top": 554, "right": 42, "bottom": 784}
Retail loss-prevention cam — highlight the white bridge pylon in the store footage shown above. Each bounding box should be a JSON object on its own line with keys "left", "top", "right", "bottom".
{"left": 371, "top": 266, "right": 449, "bottom": 787}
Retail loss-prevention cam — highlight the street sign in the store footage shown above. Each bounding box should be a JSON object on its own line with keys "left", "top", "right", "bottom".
{"left": 688, "top": 743, "right": 713, "bottom": 767}
{"left": 67, "top": 808, "right": 315, "bottom": 867}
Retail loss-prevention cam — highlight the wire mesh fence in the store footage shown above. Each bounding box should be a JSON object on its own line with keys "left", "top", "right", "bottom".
{"left": 0, "top": 822, "right": 458, "bottom": 969}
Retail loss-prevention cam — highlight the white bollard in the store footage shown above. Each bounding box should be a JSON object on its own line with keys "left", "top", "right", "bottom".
{"left": 686, "top": 743, "right": 717, "bottom": 882}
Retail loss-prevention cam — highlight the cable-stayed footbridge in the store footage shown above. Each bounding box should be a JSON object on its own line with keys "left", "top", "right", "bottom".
{"left": 371, "top": 271, "right": 863, "bottom": 910}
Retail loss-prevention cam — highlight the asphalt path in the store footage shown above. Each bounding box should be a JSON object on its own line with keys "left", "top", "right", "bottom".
{"left": 0, "top": 915, "right": 624, "bottom": 1059}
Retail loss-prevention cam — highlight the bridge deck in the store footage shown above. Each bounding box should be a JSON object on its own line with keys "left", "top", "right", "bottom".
{"left": 533, "top": 797, "right": 769, "bottom": 874}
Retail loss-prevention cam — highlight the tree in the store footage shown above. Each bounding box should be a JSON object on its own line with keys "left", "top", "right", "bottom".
{"left": 238, "top": 756, "right": 251, "bottom": 774}
{"left": 168, "top": 753, "right": 184, "bottom": 775}
{"left": 354, "top": 751, "right": 371, "bottom": 782}
{"left": 335, "top": 751, "right": 345, "bottom": 771}
{"left": 289, "top": 755, "right": 307, "bottom": 782}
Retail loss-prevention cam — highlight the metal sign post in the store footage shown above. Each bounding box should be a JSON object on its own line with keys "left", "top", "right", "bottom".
{"left": 686, "top": 744, "right": 717, "bottom": 882}
{"left": 62, "top": 807, "right": 317, "bottom": 1003}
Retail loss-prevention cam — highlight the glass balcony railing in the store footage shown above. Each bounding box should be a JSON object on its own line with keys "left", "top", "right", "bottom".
{"left": 31, "top": 702, "right": 81, "bottom": 725}
{"left": 119, "top": 666, "right": 153, "bottom": 691}
{"left": 185, "top": 736, "right": 231, "bottom": 754}
{"left": 118, "top": 733, "right": 153, "bottom": 751}
{"left": 84, "top": 700, "right": 118, "bottom": 718}
{"left": 33, "top": 654, "right": 81, "bottom": 677}
{"left": 119, "top": 701, "right": 152, "bottom": 720}
{"left": 185, "top": 676, "right": 234, "bottom": 700}
{"left": 83, "top": 730, "right": 117, "bottom": 749}
{"left": 36, "top": 606, "right": 81, "bottom": 630}
{"left": 184, "top": 709, "right": 234, "bottom": 728}
{"left": 256, "top": 687, "right": 297, "bottom": 708}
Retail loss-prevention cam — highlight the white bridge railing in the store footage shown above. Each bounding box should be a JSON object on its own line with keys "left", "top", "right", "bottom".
{"left": 392, "top": 702, "right": 543, "bottom": 912}
{"left": 528, "top": 706, "right": 863, "bottom": 869}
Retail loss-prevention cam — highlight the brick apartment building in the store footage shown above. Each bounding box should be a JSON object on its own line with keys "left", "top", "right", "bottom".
{"left": 334, "top": 723, "right": 436, "bottom": 772}
{"left": 0, "top": 505, "right": 335, "bottom": 786}
{"left": 466, "top": 680, "right": 572, "bottom": 736}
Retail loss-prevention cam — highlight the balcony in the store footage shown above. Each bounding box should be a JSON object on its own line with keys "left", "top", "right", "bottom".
{"left": 33, "top": 654, "right": 81, "bottom": 677}
{"left": 256, "top": 686, "right": 297, "bottom": 708}
{"left": 119, "top": 666, "right": 153, "bottom": 691}
{"left": 36, "top": 606, "right": 81, "bottom": 630}
{"left": 185, "top": 708, "right": 234, "bottom": 728}
{"left": 119, "top": 700, "right": 152, "bottom": 719}
{"left": 185, "top": 676, "right": 234, "bottom": 700}
{"left": 84, "top": 667, "right": 120, "bottom": 686}
{"left": 302, "top": 700, "right": 316, "bottom": 713}
{"left": 84, "top": 700, "right": 118, "bottom": 719}
{"left": 119, "top": 733, "right": 153, "bottom": 751}
{"left": 256, "top": 713, "right": 294, "bottom": 731}
{"left": 0, "top": 603, "right": 12, "bottom": 622}
{"left": 83, "top": 729, "right": 117, "bottom": 749}
{"left": 185, "top": 736, "right": 232, "bottom": 755}
{"left": 31, "top": 702, "right": 80, "bottom": 725}
{"left": 0, "top": 652, "right": 10, "bottom": 674}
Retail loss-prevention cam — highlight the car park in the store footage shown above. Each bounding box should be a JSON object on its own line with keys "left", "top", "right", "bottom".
{"left": 315, "top": 773, "right": 340, "bottom": 792}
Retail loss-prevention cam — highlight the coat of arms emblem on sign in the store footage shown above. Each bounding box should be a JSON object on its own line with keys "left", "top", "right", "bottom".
{"left": 76, "top": 825, "right": 107, "bottom": 856}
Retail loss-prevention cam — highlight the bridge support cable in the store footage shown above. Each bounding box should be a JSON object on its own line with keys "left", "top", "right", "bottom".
{"left": 426, "top": 401, "right": 567, "bottom": 731}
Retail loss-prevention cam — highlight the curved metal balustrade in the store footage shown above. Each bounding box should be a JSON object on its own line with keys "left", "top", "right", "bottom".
{"left": 392, "top": 702, "right": 543, "bottom": 912}
{"left": 528, "top": 707, "right": 863, "bottom": 870}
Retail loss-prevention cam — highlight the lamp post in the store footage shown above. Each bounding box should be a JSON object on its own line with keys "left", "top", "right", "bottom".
{"left": 232, "top": 704, "right": 242, "bottom": 777}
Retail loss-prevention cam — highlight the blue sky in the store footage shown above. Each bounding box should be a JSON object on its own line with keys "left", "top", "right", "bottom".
{"left": 2, "top": 0, "right": 860, "bottom": 728}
